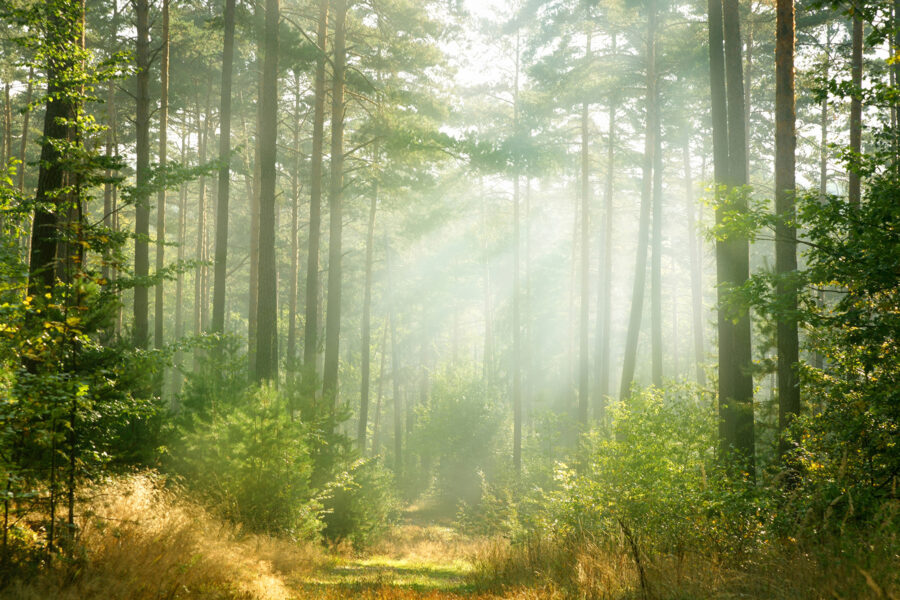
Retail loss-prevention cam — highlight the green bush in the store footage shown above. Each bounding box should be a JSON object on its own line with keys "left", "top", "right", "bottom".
{"left": 321, "top": 457, "right": 399, "bottom": 548}
{"left": 168, "top": 383, "right": 322, "bottom": 538}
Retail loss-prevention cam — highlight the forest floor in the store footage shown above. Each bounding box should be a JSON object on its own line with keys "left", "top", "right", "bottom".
{"left": 289, "top": 505, "right": 516, "bottom": 600}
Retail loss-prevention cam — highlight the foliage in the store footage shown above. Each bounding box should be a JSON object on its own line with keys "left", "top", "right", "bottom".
{"left": 168, "top": 383, "right": 321, "bottom": 539}
{"left": 321, "top": 457, "right": 399, "bottom": 549}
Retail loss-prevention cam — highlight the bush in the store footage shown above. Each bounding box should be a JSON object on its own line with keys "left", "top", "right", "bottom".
{"left": 168, "top": 383, "right": 321, "bottom": 538}
{"left": 321, "top": 457, "right": 399, "bottom": 548}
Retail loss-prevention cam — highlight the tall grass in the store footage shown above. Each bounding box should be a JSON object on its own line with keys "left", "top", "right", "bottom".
{"left": 1, "top": 473, "right": 325, "bottom": 600}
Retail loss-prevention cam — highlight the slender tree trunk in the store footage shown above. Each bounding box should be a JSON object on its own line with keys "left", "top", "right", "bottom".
{"left": 619, "top": 0, "right": 658, "bottom": 399}
{"left": 254, "top": 0, "right": 280, "bottom": 382}
{"left": 322, "top": 0, "right": 348, "bottom": 402}
{"left": 212, "top": 0, "right": 236, "bottom": 335}
{"left": 650, "top": 96, "right": 663, "bottom": 387}
{"left": 2, "top": 84, "right": 10, "bottom": 167}
{"left": 102, "top": 76, "right": 115, "bottom": 292}
{"left": 303, "top": 0, "right": 328, "bottom": 385}
{"left": 577, "top": 32, "right": 591, "bottom": 427}
{"left": 596, "top": 55, "right": 616, "bottom": 416}
{"left": 358, "top": 187, "right": 378, "bottom": 453}
{"left": 849, "top": 13, "right": 862, "bottom": 206}
{"left": 387, "top": 237, "right": 403, "bottom": 477}
{"left": 744, "top": 12, "right": 753, "bottom": 179}
{"left": 174, "top": 133, "right": 187, "bottom": 396}
{"left": 133, "top": 0, "right": 151, "bottom": 347}
{"left": 720, "top": 0, "right": 755, "bottom": 471}
{"left": 194, "top": 102, "right": 208, "bottom": 366}
{"left": 479, "top": 180, "right": 494, "bottom": 384}
{"left": 287, "top": 78, "right": 302, "bottom": 375}
{"left": 154, "top": 0, "right": 169, "bottom": 363}
{"left": 17, "top": 68, "right": 33, "bottom": 193}
{"left": 511, "top": 30, "right": 522, "bottom": 474}
{"left": 684, "top": 137, "right": 705, "bottom": 385}
{"left": 775, "top": 0, "right": 799, "bottom": 461}
{"left": 372, "top": 321, "right": 387, "bottom": 456}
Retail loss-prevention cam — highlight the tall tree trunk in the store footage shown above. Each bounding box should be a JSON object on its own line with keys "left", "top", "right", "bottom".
{"left": 650, "top": 98, "right": 663, "bottom": 387}
{"left": 358, "top": 186, "right": 378, "bottom": 453}
{"left": 17, "top": 68, "right": 33, "bottom": 193}
{"left": 174, "top": 133, "right": 187, "bottom": 396}
{"left": 849, "top": 13, "right": 862, "bottom": 206}
{"left": 102, "top": 76, "right": 115, "bottom": 293}
{"left": 254, "top": 0, "right": 279, "bottom": 382}
{"left": 2, "top": 84, "right": 10, "bottom": 168}
{"left": 775, "top": 0, "right": 799, "bottom": 461}
{"left": 287, "top": 76, "right": 302, "bottom": 375}
{"left": 193, "top": 102, "right": 209, "bottom": 367}
{"left": 322, "top": 0, "right": 348, "bottom": 402}
{"left": 212, "top": 0, "right": 236, "bottom": 335}
{"left": 154, "top": 0, "right": 169, "bottom": 361}
{"left": 619, "top": 0, "right": 657, "bottom": 399}
{"left": 720, "top": 0, "right": 755, "bottom": 471}
{"left": 372, "top": 320, "right": 387, "bottom": 456}
{"left": 684, "top": 137, "right": 705, "bottom": 385}
{"left": 479, "top": 180, "right": 494, "bottom": 384}
{"left": 303, "top": 0, "right": 328, "bottom": 385}
{"left": 596, "top": 54, "right": 616, "bottom": 416}
{"left": 132, "top": 0, "right": 151, "bottom": 348}
{"left": 577, "top": 31, "right": 591, "bottom": 427}
{"left": 387, "top": 237, "right": 402, "bottom": 477}
{"left": 511, "top": 30, "right": 522, "bottom": 474}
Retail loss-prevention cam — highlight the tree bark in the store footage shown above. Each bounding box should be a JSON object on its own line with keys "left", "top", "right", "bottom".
{"left": 358, "top": 185, "right": 378, "bottom": 453}
{"left": 650, "top": 95, "right": 663, "bottom": 387}
{"left": 254, "top": 0, "right": 280, "bottom": 383}
{"left": 775, "top": 0, "right": 799, "bottom": 461}
{"left": 17, "top": 68, "right": 33, "bottom": 193}
{"left": 287, "top": 76, "right": 302, "bottom": 375}
{"left": 619, "top": 0, "right": 657, "bottom": 400}
{"left": 322, "top": 0, "right": 348, "bottom": 402}
{"left": 193, "top": 101, "right": 209, "bottom": 368}
{"left": 154, "top": 0, "right": 169, "bottom": 359}
{"left": 577, "top": 31, "right": 591, "bottom": 427}
{"left": 684, "top": 137, "right": 705, "bottom": 386}
{"left": 303, "top": 0, "right": 328, "bottom": 385}
{"left": 132, "top": 0, "right": 151, "bottom": 348}
{"left": 212, "top": 0, "right": 236, "bottom": 335}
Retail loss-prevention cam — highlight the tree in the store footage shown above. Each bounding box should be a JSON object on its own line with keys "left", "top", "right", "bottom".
{"left": 132, "top": 0, "right": 151, "bottom": 348}
{"left": 774, "top": 0, "right": 799, "bottom": 460}
{"left": 254, "top": 0, "right": 280, "bottom": 382}
{"left": 211, "top": 0, "right": 236, "bottom": 335}
{"left": 322, "top": 0, "right": 348, "bottom": 403}
{"left": 154, "top": 0, "right": 169, "bottom": 371}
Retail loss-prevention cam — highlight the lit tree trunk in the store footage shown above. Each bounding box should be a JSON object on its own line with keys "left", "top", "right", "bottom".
{"left": 619, "top": 0, "right": 658, "bottom": 399}
{"left": 372, "top": 320, "right": 388, "bottom": 455}
{"left": 849, "top": 13, "right": 862, "bottom": 206}
{"left": 2, "top": 84, "right": 10, "bottom": 168}
{"left": 387, "top": 236, "right": 402, "bottom": 476}
{"left": 254, "top": 0, "right": 279, "bottom": 382}
{"left": 287, "top": 76, "right": 302, "bottom": 375}
{"left": 303, "top": 0, "right": 328, "bottom": 385}
{"left": 194, "top": 102, "right": 209, "bottom": 367}
{"left": 133, "top": 0, "right": 151, "bottom": 348}
{"left": 212, "top": 0, "right": 236, "bottom": 335}
{"left": 101, "top": 75, "right": 115, "bottom": 294}
{"left": 511, "top": 30, "right": 522, "bottom": 474}
{"left": 684, "top": 137, "right": 705, "bottom": 385}
{"left": 358, "top": 185, "right": 378, "bottom": 453}
{"left": 322, "top": 0, "right": 348, "bottom": 403}
{"left": 174, "top": 132, "right": 187, "bottom": 396}
{"left": 775, "top": 0, "right": 799, "bottom": 461}
{"left": 596, "top": 58, "right": 616, "bottom": 416}
{"left": 154, "top": 0, "right": 169, "bottom": 362}
{"left": 479, "top": 180, "right": 493, "bottom": 384}
{"left": 650, "top": 98, "right": 663, "bottom": 387}
{"left": 577, "top": 31, "right": 591, "bottom": 427}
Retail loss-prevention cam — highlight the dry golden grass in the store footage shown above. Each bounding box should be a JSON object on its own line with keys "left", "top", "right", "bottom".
{"left": 472, "top": 534, "right": 900, "bottom": 600}
{"left": 2, "top": 473, "right": 325, "bottom": 600}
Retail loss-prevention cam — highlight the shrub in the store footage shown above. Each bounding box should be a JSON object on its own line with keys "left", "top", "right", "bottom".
{"left": 321, "top": 456, "right": 399, "bottom": 548}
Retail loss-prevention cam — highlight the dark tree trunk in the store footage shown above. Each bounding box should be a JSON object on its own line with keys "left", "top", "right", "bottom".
{"left": 212, "top": 0, "right": 236, "bottom": 335}
{"left": 254, "top": 0, "right": 280, "bottom": 383}
{"left": 720, "top": 0, "right": 755, "bottom": 472}
{"left": 322, "top": 0, "right": 348, "bottom": 402}
{"left": 132, "top": 0, "right": 151, "bottom": 348}
{"left": 287, "top": 76, "right": 302, "bottom": 375}
{"left": 174, "top": 134, "right": 187, "bottom": 397}
{"left": 194, "top": 102, "right": 209, "bottom": 369}
{"left": 303, "top": 0, "right": 328, "bottom": 385}
{"left": 775, "top": 0, "right": 799, "bottom": 461}
{"left": 17, "top": 68, "right": 33, "bottom": 193}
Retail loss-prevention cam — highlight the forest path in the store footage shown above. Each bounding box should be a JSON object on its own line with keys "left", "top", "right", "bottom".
{"left": 289, "top": 505, "right": 508, "bottom": 599}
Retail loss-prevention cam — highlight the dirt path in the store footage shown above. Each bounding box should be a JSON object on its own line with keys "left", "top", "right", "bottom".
{"left": 289, "top": 509, "right": 511, "bottom": 599}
